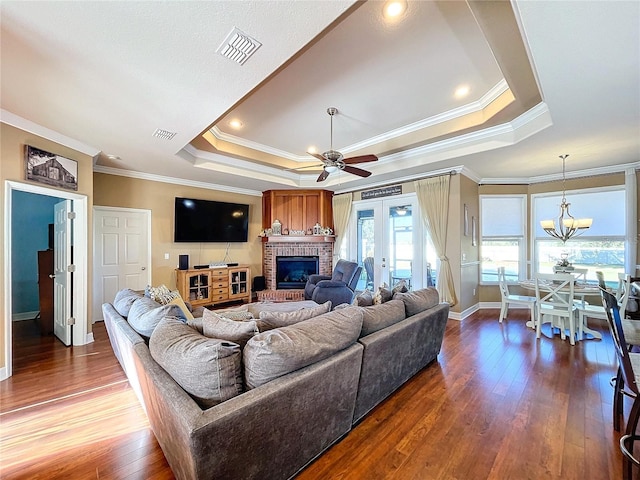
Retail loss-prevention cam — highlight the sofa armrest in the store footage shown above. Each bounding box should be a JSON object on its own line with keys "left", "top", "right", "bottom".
{"left": 307, "top": 274, "right": 331, "bottom": 285}
{"left": 315, "top": 279, "right": 349, "bottom": 289}
{"left": 133, "top": 342, "right": 363, "bottom": 480}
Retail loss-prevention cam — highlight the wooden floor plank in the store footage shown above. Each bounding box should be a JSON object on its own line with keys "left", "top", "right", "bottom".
{"left": 0, "top": 310, "right": 625, "bottom": 479}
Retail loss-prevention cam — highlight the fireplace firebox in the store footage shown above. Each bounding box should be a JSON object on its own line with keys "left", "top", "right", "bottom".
{"left": 276, "top": 256, "right": 319, "bottom": 289}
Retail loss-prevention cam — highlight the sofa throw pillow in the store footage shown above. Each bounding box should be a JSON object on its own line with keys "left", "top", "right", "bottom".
{"left": 168, "top": 295, "right": 194, "bottom": 321}
{"left": 202, "top": 309, "right": 258, "bottom": 348}
{"left": 373, "top": 283, "right": 393, "bottom": 305}
{"left": 149, "top": 316, "right": 243, "bottom": 408}
{"left": 113, "top": 288, "right": 144, "bottom": 317}
{"left": 359, "top": 299, "right": 406, "bottom": 337}
{"left": 393, "top": 287, "right": 440, "bottom": 317}
{"left": 244, "top": 306, "right": 364, "bottom": 389}
{"left": 128, "top": 296, "right": 187, "bottom": 339}
{"left": 145, "top": 284, "right": 180, "bottom": 305}
{"left": 392, "top": 280, "right": 409, "bottom": 295}
{"left": 256, "top": 301, "right": 331, "bottom": 332}
{"left": 355, "top": 289, "right": 373, "bottom": 307}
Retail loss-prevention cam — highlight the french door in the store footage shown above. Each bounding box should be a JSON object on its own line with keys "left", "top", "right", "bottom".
{"left": 349, "top": 194, "right": 432, "bottom": 291}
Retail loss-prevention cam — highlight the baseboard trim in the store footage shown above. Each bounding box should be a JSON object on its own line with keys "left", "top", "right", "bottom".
{"left": 12, "top": 311, "right": 38, "bottom": 321}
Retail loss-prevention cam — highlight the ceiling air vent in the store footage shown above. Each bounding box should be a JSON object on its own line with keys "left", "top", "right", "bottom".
{"left": 216, "top": 27, "right": 262, "bottom": 66}
{"left": 152, "top": 128, "right": 177, "bottom": 140}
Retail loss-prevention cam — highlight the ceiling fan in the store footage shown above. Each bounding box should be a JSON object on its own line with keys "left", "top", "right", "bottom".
{"left": 297, "top": 107, "right": 378, "bottom": 182}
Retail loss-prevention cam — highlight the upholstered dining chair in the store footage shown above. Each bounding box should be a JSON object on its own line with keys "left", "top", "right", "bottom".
{"left": 497, "top": 267, "right": 536, "bottom": 325}
{"left": 599, "top": 285, "right": 640, "bottom": 480}
{"left": 534, "top": 272, "right": 578, "bottom": 344}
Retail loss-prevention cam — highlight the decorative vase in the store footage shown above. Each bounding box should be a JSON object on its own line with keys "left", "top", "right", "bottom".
{"left": 272, "top": 219, "right": 282, "bottom": 236}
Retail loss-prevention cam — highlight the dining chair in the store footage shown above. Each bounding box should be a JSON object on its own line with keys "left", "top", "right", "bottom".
{"left": 497, "top": 267, "right": 536, "bottom": 325}
{"left": 534, "top": 272, "right": 578, "bottom": 345}
{"left": 597, "top": 271, "right": 640, "bottom": 348}
{"left": 599, "top": 285, "right": 640, "bottom": 480}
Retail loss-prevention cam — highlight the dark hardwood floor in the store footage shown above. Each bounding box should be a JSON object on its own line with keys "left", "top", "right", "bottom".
{"left": 0, "top": 310, "right": 625, "bottom": 479}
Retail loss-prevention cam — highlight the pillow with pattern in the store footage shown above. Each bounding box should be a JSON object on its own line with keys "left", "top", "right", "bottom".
{"left": 373, "top": 283, "right": 393, "bottom": 305}
{"left": 354, "top": 289, "right": 374, "bottom": 307}
{"left": 145, "top": 284, "right": 180, "bottom": 305}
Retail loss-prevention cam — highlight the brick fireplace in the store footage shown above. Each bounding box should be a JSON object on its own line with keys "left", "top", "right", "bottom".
{"left": 262, "top": 237, "right": 334, "bottom": 292}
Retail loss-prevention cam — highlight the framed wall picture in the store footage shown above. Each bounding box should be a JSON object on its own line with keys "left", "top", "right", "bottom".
{"left": 25, "top": 145, "right": 78, "bottom": 191}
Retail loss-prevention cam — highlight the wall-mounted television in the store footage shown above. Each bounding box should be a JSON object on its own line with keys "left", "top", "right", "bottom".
{"left": 174, "top": 197, "right": 249, "bottom": 243}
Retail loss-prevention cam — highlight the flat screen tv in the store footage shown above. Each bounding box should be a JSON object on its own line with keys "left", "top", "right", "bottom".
{"left": 174, "top": 197, "right": 249, "bottom": 243}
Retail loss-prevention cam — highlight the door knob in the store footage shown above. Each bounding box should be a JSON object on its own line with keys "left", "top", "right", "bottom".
{"left": 49, "top": 274, "right": 56, "bottom": 279}
{"left": 141, "top": 267, "right": 146, "bottom": 270}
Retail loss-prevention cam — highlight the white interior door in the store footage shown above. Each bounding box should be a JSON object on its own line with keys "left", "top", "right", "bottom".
{"left": 350, "top": 194, "right": 424, "bottom": 291}
{"left": 54, "top": 200, "right": 72, "bottom": 346}
{"left": 92, "top": 207, "right": 151, "bottom": 321}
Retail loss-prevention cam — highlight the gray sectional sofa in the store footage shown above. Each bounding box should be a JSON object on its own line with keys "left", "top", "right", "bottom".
{"left": 102, "top": 287, "right": 449, "bottom": 480}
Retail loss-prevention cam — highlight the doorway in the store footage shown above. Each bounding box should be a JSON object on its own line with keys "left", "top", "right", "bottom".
{"left": 349, "top": 194, "right": 436, "bottom": 291}
{"left": 3, "top": 180, "right": 89, "bottom": 380}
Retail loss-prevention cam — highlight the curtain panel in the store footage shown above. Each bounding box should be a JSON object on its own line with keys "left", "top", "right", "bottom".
{"left": 415, "top": 175, "right": 458, "bottom": 306}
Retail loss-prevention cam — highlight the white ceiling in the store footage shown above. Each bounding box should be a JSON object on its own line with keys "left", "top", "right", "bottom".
{"left": 1, "top": 1, "right": 639, "bottom": 196}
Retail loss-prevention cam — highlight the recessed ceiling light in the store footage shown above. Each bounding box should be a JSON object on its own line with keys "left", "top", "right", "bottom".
{"left": 384, "top": 1, "right": 407, "bottom": 19}
{"left": 229, "top": 119, "right": 243, "bottom": 129}
{"left": 307, "top": 146, "right": 317, "bottom": 154}
{"left": 455, "top": 85, "right": 471, "bottom": 99}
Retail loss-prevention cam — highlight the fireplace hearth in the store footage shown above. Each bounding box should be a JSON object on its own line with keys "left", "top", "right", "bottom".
{"left": 276, "top": 256, "right": 319, "bottom": 289}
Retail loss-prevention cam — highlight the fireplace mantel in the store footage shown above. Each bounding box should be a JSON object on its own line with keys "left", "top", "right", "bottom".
{"left": 261, "top": 235, "right": 335, "bottom": 243}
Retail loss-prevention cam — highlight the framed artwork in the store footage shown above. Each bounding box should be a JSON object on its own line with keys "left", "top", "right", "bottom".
{"left": 471, "top": 216, "right": 477, "bottom": 247}
{"left": 464, "top": 204, "right": 469, "bottom": 236}
{"left": 25, "top": 145, "right": 78, "bottom": 191}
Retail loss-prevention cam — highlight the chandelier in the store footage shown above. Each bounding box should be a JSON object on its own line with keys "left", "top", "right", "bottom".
{"left": 540, "top": 154, "right": 592, "bottom": 243}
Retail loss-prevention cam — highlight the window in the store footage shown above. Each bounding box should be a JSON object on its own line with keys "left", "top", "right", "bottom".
{"left": 533, "top": 187, "right": 626, "bottom": 283}
{"left": 480, "top": 195, "right": 526, "bottom": 283}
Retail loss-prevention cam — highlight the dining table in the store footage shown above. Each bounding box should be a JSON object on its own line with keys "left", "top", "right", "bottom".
{"left": 518, "top": 278, "right": 603, "bottom": 340}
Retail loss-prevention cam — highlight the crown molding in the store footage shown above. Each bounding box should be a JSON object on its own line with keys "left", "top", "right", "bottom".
{"left": 93, "top": 165, "right": 263, "bottom": 197}
{"left": 479, "top": 160, "right": 640, "bottom": 185}
{"left": 1, "top": 109, "right": 100, "bottom": 157}
{"left": 207, "top": 80, "right": 510, "bottom": 160}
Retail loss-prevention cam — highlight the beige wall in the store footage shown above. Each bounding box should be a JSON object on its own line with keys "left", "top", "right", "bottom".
{"left": 458, "top": 174, "right": 479, "bottom": 313}
{"left": 1, "top": 123, "right": 95, "bottom": 373}
{"left": 479, "top": 172, "right": 633, "bottom": 304}
{"left": 93, "top": 173, "right": 263, "bottom": 291}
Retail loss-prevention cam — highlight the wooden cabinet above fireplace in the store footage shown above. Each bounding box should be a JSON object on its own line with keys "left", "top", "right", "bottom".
{"left": 262, "top": 189, "right": 333, "bottom": 233}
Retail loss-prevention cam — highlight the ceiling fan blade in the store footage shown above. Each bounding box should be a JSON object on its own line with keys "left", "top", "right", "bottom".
{"left": 343, "top": 165, "right": 372, "bottom": 178}
{"left": 308, "top": 152, "right": 327, "bottom": 162}
{"left": 317, "top": 169, "right": 330, "bottom": 182}
{"left": 343, "top": 154, "right": 378, "bottom": 164}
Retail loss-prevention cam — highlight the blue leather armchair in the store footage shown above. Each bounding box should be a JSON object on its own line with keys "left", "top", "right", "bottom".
{"left": 304, "top": 259, "right": 362, "bottom": 307}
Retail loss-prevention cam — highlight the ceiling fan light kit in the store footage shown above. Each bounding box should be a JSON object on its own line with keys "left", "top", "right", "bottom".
{"left": 304, "top": 107, "right": 379, "bottom": 182}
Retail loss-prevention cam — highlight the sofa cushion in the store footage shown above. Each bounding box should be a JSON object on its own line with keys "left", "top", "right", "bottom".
{"left": 393, "top": 287, "right": 440, "bottom": 317}
{"left": 149, "top": 316, "right": 243, "bottom": 408}
{"left": 355, "top": 289, "right": 374, "bottom": 307}
{"left": 113, "top": 288, "right": 144, "bottom": 317}
{"left": 244, "top": 306, "right": 363, "bottom": 389}
{"left": 256, "top": 301, "right": 331, "bottom": 332}
{"left": 127, "top": 296, "right": 187, "bottom": 338}
{"left": 202, "top": 309, "right": 258, "bottom": 348}
{"left": 392, "top": 280, "right": 409, "bottom": 295}
{"left": 247, "top": 300, "right": 319, "bottom": 318}
{"left": 359, "top": 299, "right": 407, "bottom": 337}
{"left": 215, "top": 306, "right": 254, "bottom": 321}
